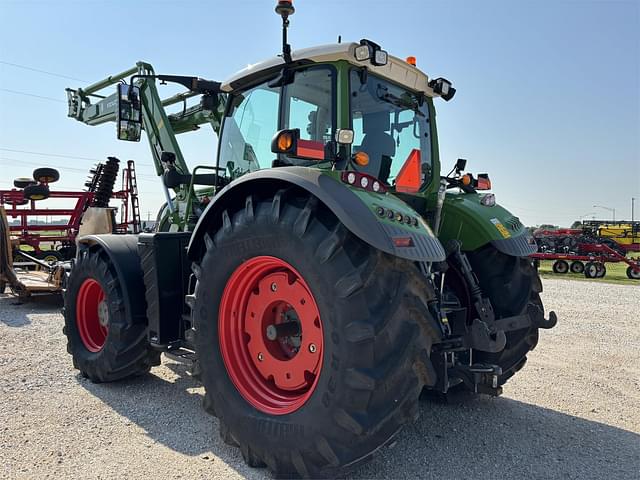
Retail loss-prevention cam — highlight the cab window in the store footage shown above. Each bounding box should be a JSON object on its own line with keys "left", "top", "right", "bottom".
{"left": 350, "top": 70, "right": 432, "bottom": 188}
{"left": 218, "top": 83, "right": 279, "bottom": 177}
{"left": 282, "top": 67, "right": 335, "bottom": 162}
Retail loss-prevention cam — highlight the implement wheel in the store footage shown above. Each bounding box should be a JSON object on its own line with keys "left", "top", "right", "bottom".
{"left": 23, "top": 184, "right": 50, "bottom": 201}
{"left": 13, "top": 177, "right": 36, "bottom": 189}
{"left": 552, "top": 260, "right": 569, "bottom": 274}
{"left": 570, "top": 261, "right": 584, "bottom": 274}
{"left": 62, "top": 247, "right": 160, "bottom": 382}
{"left": 33, "top": 167, "right": 60, "bottom": 184}
{"left": 626, "top": 266, "right": 640, "bottom": 280}
{"left": 595, "top": 262, "right": 606, "bottom": 278}
{"left": 191, "top": 191, "right": 441, "bottom": 477}
{"left": 584, "top": 262, "right": 598, "bottom": 278}
{"left": 39, "top": 250, "right": 62, "bottom": 264}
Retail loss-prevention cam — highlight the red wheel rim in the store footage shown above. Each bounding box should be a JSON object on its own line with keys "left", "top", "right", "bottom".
{"left": 76, "top": 278, "right": 108, "bottom": 352}
{"left": 219, "top": 256, "right": 323, "bottom": 415}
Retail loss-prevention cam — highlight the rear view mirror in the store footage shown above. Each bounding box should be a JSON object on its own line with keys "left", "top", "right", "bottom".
{"left": 116, "top": 83, "right": 142, "bottom": 142}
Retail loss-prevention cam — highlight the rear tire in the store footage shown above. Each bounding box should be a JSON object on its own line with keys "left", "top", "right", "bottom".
{"left": 63, "top": 247, "right": 160, "bottom": 382}
{"left": 191, "top": 191, "right": 441, "bottom": 477}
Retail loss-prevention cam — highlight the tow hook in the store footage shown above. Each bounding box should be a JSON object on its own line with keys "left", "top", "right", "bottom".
{"left": 538, "top": 311, "right": 558, "bottom": 329}
{"left": 529, "top": 303, "right": 558, "bottom": 329}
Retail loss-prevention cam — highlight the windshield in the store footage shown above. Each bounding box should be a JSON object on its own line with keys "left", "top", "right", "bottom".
{"left": 349, "top": 70, "right": 432, "bottom": 189}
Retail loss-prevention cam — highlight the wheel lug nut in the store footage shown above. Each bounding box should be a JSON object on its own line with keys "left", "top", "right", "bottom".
{"left": 270, "top": 283, "right": 277, "bottom": 292}
{"left": 257, "top": 352, "right": 264, "bottom": 361}
{"left": 309, "top": 343, "right": 317, "bottom": 353}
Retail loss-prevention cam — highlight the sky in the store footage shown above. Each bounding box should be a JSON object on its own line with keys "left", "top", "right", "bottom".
{"left": 0, "top": 0, "right": 638, "bottom": 227}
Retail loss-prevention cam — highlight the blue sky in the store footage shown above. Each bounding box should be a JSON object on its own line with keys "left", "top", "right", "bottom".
{"left": 0, "top": 0, "right": 638, "bottom": 226}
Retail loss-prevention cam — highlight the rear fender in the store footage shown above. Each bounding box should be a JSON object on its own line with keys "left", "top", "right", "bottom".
{"left": 188, "top": 167, "right": 446, "bottom": 263}
{"left": 439, "top": 192, "right": 537, "bottom": 256}
{"left": 76, "top": 234, "right": 147, "bottom": 323}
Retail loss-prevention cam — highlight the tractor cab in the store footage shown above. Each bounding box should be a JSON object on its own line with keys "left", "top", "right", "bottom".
{"left": 216, "top": 40, "right": 452, "bottom": 197}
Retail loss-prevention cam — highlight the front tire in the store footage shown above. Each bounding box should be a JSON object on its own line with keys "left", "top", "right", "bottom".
{"left": 191, "top": 191, "right": 441, "bottom": 477}
{"left": 63, "top": 247, "right": 160, "bottom": 382}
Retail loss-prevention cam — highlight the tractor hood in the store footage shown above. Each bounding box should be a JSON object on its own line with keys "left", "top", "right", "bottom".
{"left": 439, "top": 192, "right": 537, "bottom": 256}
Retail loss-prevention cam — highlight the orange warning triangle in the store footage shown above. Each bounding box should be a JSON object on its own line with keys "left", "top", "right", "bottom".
{"left": 395, "top": 149, "right": 422, "bottom": 193}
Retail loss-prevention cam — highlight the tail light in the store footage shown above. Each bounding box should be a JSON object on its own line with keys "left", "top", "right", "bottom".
{"left": 476, "top": 174, "right": 491, "bottom": 190}
{"left": 341, "top": 171, "right": 386, "bottom": 193}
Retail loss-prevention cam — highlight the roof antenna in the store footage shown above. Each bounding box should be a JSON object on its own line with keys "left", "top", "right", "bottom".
{"left": 275, "top": 1, "right": 295, "bottom": 63}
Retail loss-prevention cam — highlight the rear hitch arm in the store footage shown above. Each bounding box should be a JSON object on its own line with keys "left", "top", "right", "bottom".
{"left": 466, "top": 304, "right": 558, "bottom": 352}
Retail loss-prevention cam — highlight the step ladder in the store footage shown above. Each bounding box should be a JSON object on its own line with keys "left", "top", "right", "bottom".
{"left": 124, "top": 160, "right": 141, "bottom": 233}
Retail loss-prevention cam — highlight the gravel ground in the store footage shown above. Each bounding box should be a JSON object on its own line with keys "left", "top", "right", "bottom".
{"left": 1, "top": 278, "right": 639, "bottom": 479}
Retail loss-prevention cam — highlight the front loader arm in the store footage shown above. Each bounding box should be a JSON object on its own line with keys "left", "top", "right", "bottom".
{"left": 65, "top": 61, "right": 227, "bottom": 230}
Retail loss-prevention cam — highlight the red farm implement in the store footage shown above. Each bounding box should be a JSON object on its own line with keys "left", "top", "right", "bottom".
{"left": 0, "top": 159, "right": 141, "bottom": 262}
{"left": 531, "top": 243, "right": 640, "bottom": 280}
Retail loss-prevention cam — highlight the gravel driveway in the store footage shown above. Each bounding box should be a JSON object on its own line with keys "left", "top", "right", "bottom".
{"left": 1, "top": 278, "right": 638, "bottom": 479}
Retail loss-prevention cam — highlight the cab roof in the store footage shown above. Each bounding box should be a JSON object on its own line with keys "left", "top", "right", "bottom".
{"left": 221, "top": 42, "right": 436, "bottom": 97}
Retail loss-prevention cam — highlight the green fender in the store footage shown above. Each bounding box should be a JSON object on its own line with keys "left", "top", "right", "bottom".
{"left": 187, "top": 166, "right": 446, "bottom": 263}
{"left": 438, "top": 192, "right": 537, "bottom": 256}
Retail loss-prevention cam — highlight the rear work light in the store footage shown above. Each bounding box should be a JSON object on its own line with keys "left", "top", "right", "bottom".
{"left": 480, "top": 193, "right": 496, "bottom": 207}
{"left": 341, "top": 171, "right": 386, "bottom": 193}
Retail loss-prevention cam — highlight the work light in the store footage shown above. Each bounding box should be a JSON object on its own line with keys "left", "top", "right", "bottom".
{"left": 354, "top": 45, "right": 371, "bottom": 61}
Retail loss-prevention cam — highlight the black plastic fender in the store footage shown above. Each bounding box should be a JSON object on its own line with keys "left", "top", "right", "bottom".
{"left": 491, "top": 234, "right": 538, "bottom": 257}
{"left": 76, "top": 234, "right": 148, "bottom": 324}
{"left": 187, "top": 167, "right": 446, "bottom": 263}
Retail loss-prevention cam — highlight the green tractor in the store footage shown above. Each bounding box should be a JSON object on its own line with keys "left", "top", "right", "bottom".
{"left": 63, "top": 2, "right": 556, "bottom": 477}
